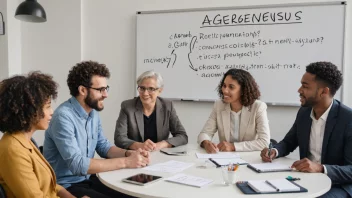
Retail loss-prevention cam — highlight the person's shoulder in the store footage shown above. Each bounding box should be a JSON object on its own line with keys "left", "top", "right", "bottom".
{"left": 336, "top": 100, "right": 352, "bottom": 117}
{"left": 338, "top": 100, "right": 352, "bottom": 111}
{"left": 157, "top": 97, "right": 173, "bottom": 110}
{"left": 247, "top": 100, "right": 267, "bottom": 112}
{"left": 121, "top": 98, "right": 139, "bottom": 108}
{"left": 158, "top": 97, "right": 172, "bottom": 105}
{"left": 53, "top": 102, "right": 75, "bottom": 119}
{"left": 213, "top": 99, "right": 227, "bottom": 109}
{"left": 251, "top": 100, "right": 267, "bottom": 108}
{"left": 0, "top": 134, "right": 27, "bottom": 158}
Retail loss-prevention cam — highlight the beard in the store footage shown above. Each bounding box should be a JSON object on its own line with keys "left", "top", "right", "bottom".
{"left": 301, "top": 96, "right": 316, "bottom": 107}
{"left": 300, "top": 90, "right": 319, "bottom": 107}
{"left": 85, "top": 91, "right": 104, "bottom": 111}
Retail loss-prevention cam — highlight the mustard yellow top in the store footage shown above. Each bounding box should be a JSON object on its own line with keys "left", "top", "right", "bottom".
{"left": 0, "top": 132, "right": 63, "bottom": 198}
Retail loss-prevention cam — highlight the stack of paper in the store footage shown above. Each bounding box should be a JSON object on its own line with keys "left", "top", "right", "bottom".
{"left": 165, "top": 173, "right": 213, "bottom": 188}
{"left": 143, "top": 160, "right": 194, "bottom": 173}
{"left": 196, "top": 152, "right": 239, "bottom": 159}
{"left": 248, "top": 179, "right": 300, "bottom": 193}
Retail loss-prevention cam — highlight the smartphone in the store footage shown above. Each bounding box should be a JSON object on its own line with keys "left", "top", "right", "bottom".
{"left": 122, "top": 173, "right": 163, "bottom": 186}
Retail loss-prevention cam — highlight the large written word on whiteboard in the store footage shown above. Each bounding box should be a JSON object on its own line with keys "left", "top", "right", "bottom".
{"left": 136, "top": 2, "right": 345, "bottom": 105}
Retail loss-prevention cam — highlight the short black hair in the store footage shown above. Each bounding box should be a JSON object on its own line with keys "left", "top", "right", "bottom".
{"left": 0, "top": 72, "right": 58, "bottom": 133}
{"left": 306, "top": 62, "right": 342, "bottom": 96}
{"left": 67, "top": 61, "right": 110, "bottom": 96}
{"left": 217, "top": 69, "right": 260, "bottom": 106}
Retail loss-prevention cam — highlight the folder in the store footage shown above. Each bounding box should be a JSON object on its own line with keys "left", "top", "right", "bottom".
{"left": 236, "top": 179, "right": 308, "bottom": 194}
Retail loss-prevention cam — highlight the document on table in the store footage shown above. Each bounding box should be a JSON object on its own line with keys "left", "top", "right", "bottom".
{"left": 165, "top": 173, "right": 213, "bottom": 188}
{"left": 196, "top": 152, "right": 240, "bottom": 159}
{"left": 143, "top": 160, "right": 194, "bottom": 173}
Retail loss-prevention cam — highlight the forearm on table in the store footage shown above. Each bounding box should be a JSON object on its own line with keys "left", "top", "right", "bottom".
{"left": 87, "top": 158, "right": 126, "bottom": 174}
{"left": 106, "top": 146, "right": 127, "bottom": 158}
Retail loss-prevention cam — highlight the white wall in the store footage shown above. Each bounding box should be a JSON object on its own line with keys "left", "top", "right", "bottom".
{"left": 21, "top": 0, "right": 81, "bottom": 143}
{"left": 14, "top": 0, "right": 352, "bottom": 151}
{"left": 0, "top": 0, "right": 21, "bottom": 80}
{"left": 0, "top": 0, "right": 8, "bottom": 81}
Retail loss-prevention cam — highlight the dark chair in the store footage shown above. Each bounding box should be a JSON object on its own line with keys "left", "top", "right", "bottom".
{"left": 0, "top": 183, "right": 6, "bottom": 198}
{"left": 30, "top": 138, "right": 43, "bottom": 154}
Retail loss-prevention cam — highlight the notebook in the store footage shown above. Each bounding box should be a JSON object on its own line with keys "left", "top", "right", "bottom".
{"left": 247, "top": 163, "right": 293, "bottom": 173}
{"left": 247, "top": 179, "right": 300, "bottom": 193}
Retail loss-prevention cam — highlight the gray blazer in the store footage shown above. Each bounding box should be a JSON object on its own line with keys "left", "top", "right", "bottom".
{"left": 275, "top": 100, "right": 352, "bottom": 196}
{"left": 114, "top": 97, "right": 188, "bottom": 149}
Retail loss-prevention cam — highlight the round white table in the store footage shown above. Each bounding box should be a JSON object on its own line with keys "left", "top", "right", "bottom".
{"left": 97, "top": 144, "right": 331, "bottom": 198}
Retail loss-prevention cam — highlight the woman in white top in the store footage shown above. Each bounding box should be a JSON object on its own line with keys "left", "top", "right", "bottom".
{"left": 198, "top": 69, "right": 270, "bottom": 153}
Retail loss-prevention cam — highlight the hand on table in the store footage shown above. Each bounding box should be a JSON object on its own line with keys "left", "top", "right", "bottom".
{"left": 217, "top": 141, "right": 235, "bottom": 152}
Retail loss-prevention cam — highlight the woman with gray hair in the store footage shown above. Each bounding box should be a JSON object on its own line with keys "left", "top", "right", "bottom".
{"left": 114, "top": 70, "right": 188, "bottom": 151}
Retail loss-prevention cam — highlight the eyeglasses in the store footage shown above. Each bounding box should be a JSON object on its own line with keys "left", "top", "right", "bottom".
{"left": 137, "top": 86, "right": 159, "bottom": 93}
{"left": 85, "top": 85, "right": 110, "bottom": 93}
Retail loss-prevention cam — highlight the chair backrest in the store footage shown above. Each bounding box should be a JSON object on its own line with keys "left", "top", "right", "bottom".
{"left": 0, "top": 183, "right": 6, "bottom": 198}
{"left": 30, "top": 138, "right": 43, "bottom": 154}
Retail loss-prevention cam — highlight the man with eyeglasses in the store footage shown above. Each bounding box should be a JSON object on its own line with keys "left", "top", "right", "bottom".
{"left": 44, "top": 61, "right": 149, "bottom": 198}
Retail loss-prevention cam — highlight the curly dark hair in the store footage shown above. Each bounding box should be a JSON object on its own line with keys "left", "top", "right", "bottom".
{"left": 306, "top": 62, "right": 342, "bottom": 96}
{"left": 0, "top": 72, "right": 58, "bottom": 133}
{"left": 67, "top": 61, "right": 111, "bottom": 96}
{"left": 217, "top": 69, "right": 260, "bottom": 106}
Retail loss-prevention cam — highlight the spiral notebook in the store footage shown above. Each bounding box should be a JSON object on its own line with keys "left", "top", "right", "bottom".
{"left": 247, "top": 163, "right": 293, "bottom": 173}
{"left": 237, "top": 179, "right": 307, "bottom": 194}
{"left": 248, "top": 179, "right": 300, "bottom": 192}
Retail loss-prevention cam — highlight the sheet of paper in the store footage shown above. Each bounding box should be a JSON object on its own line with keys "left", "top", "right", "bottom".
{"left": 211, "top": 158, "right": 248, "bottom": 166}
{"left": 166, "top": 173, "right": 213, "bottom": 188}
{"left": 143, "top": 160, "right": 194, "bottom": 173}
{"left": 196, "top": 152, "right": 240, "bottom": 159}
{"left": 249, "top": 162, "right": 292, "bottom": 172}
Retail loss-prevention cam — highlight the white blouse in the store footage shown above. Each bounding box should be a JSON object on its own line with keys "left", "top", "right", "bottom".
{"left": 230, "top": 110, "right": 242, "bottom": 143}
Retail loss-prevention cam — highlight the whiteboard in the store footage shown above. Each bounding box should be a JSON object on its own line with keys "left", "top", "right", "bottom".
{"left": 136, "top": 2, "right": 346, "bottom": 105}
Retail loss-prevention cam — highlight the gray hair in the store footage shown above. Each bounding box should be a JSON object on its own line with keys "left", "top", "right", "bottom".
{"left": 137, "top": 70, "right": 164, "bottom": 88}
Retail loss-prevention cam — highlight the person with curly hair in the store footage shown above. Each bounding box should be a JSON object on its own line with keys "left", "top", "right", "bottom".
{"left": 43, "top": 61, "right": 149, "bottom": 198}
{"left": 0, "top": 72, "right": 75, "bottom": 198}
{"left": 261, "top": 62, "right": 352, "bottom": 197}
{"left": 114, "top": 70, "right": 188, "bottom": 151}
{"left": 198, "top": 69, "right": 270, "bottom": 153}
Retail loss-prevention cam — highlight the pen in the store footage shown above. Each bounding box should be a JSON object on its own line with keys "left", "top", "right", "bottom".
{"left": 265, "top": 180, "right": 279, "bottom": 192}
{"left": 268, "top": 142, "right": 273, "bottom": 162}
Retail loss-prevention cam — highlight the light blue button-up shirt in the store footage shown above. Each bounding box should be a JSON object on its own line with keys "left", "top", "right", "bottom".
{"left": 44, "top": 97, "right": 113, "bottom": 188}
